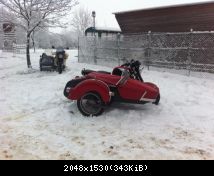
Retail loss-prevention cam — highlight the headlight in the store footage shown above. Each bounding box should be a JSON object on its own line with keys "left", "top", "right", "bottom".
{"left": 59, "top": 54, "right": 63, "bottom": 59}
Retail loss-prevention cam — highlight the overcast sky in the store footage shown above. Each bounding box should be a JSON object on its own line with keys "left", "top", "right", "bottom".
{"left": 74, "top": 0, "right": 212, "bottom": 29}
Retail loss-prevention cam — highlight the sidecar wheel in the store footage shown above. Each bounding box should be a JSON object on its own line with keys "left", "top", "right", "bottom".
{"left": 154, "top": 94, "right": 160, "bottom": 105}
{"left": 77, "top": 92, "right": 104, "bottom": 117}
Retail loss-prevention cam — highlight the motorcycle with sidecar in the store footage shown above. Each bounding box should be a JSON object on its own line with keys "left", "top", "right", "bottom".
{"left": 40, "top": 47, "right": 67, "bottom": 74}
{"left": 64, "top": 60, "right": 160, "bottom": 116}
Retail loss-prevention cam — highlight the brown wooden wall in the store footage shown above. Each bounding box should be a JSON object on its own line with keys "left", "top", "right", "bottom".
{"left": 115, "top": 2, "right": 214, "bottom": 33}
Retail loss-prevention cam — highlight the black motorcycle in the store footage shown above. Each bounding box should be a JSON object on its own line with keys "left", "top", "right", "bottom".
{"left": 40, "top": 47, "right": 66, "bottom": 74}
{"left": 82, "top": 59, "right": 144, "bottom": 82}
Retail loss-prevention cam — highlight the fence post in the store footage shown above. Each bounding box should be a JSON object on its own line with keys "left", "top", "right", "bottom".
{"left": 117, "top": 33, "right": 121, "bottom": 65}
{"left": 147, "top": 31, "right": 152, "bottom": 71}
{"left": 12, "top": 43, "right": 16, "bottom": 57}
{"left": 78, "top": 36, "right": 80, "bottom": 63}
{"left": 93, "top": 35, "right": 97, "bottom": 65}
{"left": 187, "top": 29, "right": 193, "bottom": 76}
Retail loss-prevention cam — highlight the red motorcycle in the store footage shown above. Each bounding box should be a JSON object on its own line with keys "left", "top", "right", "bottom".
{"left": 64, "top": 60, "right": 160, "bottom": 116}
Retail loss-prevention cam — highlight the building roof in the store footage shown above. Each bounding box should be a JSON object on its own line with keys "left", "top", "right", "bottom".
{"left": 85, "top": 27, "right": 121, "bottom": 33}
{"left": 114, "top": 1, "right": 214, "bottom": 33}
{"left": 113, "top": 1, "right": 214, "bottom": 14}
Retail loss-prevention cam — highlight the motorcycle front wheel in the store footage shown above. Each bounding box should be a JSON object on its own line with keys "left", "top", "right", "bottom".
{"left": 57, "top": 62, "right": 63, "bottom": 74}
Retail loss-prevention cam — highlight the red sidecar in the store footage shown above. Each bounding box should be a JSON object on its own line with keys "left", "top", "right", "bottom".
{"left": 64, "top": 60, "right": 160, "bottom": 116}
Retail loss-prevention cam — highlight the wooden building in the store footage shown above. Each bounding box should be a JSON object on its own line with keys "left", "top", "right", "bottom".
{"left": 114, "top": 1, "right": 214, "bottom": 34}
{"left": 0, "top": 21, "right": 16, "bottom": 51}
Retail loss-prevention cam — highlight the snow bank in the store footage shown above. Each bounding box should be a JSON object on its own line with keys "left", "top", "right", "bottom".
{"left": 0, "top": 50, "right": 214, "bottom": 160}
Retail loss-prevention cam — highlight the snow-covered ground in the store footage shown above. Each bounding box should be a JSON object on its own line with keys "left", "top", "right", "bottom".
{"left": 0, "top": 50, "right": 214, "bottom": 160}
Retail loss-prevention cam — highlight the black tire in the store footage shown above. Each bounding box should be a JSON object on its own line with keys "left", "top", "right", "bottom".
{"left": 154, "top": 94, "right": 160, "bottom": 105}
{"left": 58, "top": 64, "right": 63, "bottom": 74}
{"left": 77, "top": 92, "right": 104, "bottom": 117}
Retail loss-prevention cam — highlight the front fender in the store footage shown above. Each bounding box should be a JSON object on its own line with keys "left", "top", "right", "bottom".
{"left": 68, "top": 79, "right": 111, "bottom": 103}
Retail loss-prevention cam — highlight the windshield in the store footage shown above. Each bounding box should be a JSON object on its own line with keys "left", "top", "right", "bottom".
{"left": 116, "top": 69, "right": 130, "bottom": 86}
{"left": 56, "top": 47, "right": 65, "bottom": 52}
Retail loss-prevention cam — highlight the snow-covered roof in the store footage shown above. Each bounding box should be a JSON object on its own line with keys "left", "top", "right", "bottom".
{"left": 95, "top": 27, "right": 121, "bottom": 32}
{"left": 113, "top": 1, "right": 214, "bottom": 14}
{"left": 85, "top": 26, "right": 121, "bottom": 33}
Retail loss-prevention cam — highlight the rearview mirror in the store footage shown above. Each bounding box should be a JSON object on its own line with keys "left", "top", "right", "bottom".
{"left": 140, "top": 66, "right": 144, "bottom": 74}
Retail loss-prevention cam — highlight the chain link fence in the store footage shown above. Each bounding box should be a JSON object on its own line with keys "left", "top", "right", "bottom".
{"left": 78, "top": 32, "right": 214, "bottom": 76}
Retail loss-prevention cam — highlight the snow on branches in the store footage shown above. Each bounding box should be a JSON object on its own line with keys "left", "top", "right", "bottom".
{"left": 0, "top": 0, "right": 79, "bottom": 68}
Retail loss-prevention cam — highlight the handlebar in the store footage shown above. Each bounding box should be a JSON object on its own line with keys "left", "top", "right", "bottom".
{"left": 121, "top": 59, "right": 141, "bottom": 68}
{"left": 121, "top": 60, "right": 143, "bottom": 82}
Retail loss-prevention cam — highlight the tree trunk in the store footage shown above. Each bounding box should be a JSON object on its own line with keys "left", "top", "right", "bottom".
{"left": 26, "top": 33, "right": 32, "bottom": 68}
{"left": 31, "top": 31, "right": 36, "bottom": 53}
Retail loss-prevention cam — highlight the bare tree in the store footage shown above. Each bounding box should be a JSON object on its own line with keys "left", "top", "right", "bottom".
{"left": 71, "top": 7, "right": 93, "bottom": 36}
{"left": 0, "top": 0, "right": 78, "bottom": 68}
